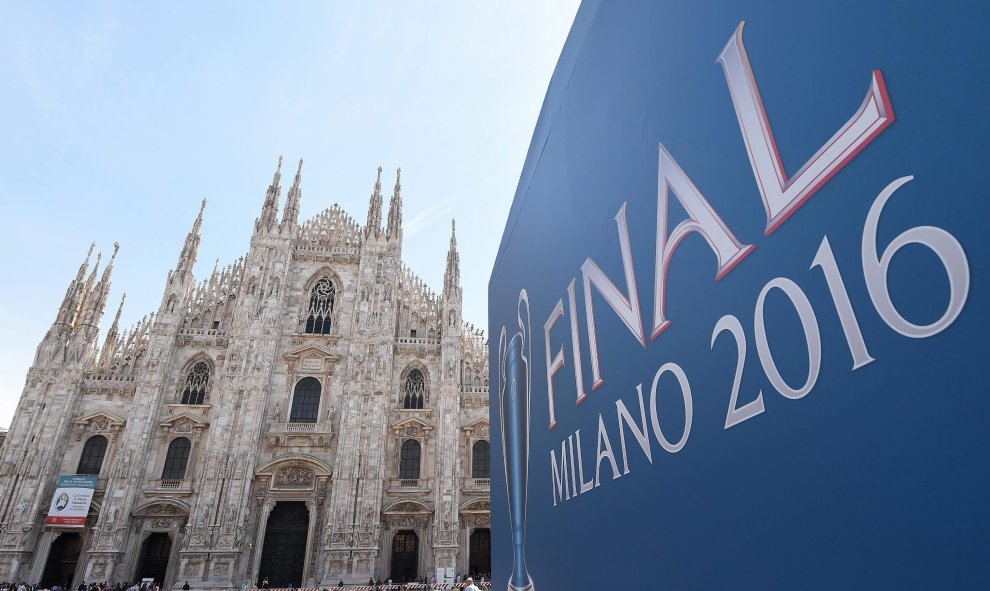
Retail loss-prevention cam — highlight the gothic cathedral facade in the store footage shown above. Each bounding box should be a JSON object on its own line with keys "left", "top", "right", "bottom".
{"left": 0, "top": 159, "right": 492, "bottom": 588}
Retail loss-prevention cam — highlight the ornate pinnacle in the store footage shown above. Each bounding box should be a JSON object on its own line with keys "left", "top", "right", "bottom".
{"left": 444, "top": 218, "right": 460, "bottom": 294}
{"left": 282, "top": 158, "right": 304, "bottom": 229}
{"left": 387, "top": 167, "right": 403, "bottom": 240}
{"left": 258, "top": 157, "right": 282, "bottom": 233}
{"left": 366, "top": 166, "right": 384, "bottom": 237}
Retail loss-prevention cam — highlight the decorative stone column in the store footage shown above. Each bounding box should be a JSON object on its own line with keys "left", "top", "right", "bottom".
{"left": 26, "top": 530, "right": 58, "bottom": 584}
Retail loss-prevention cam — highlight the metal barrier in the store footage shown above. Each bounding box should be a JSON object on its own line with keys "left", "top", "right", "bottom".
{"left": 258, "top": 585, "right": 491, "bottom": 591}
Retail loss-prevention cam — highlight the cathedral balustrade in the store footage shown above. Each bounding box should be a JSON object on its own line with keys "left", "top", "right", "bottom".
{"left": 461, "top": 477, "right": 491, "bottom": 493}
{"left": 293, "top": 246, "right": 361, "bottom": 263}
{"left": 387, "top": 477, "right": 430, "bottom": 493}
{"left": 146, "top": 478, "right": 194, "bottom": 496}
{"left": 459, "top": 391, "right": 488, "bottom": 408}
{"left": 176, "top": 327, "right": 229, "bottom": 348}
{"left": 394, "top": 336, "right": 441, "bottom": 355}
{"left": 266, "top": 421, "right": 334, "bottom": 447}
{"left": 82, "top": 374, "right": 137, "bottom": 396}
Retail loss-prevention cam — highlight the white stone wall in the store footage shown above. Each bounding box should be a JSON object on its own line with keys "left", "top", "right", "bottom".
{"left": 0, "top": 165, "right": 490, "bottom": 588}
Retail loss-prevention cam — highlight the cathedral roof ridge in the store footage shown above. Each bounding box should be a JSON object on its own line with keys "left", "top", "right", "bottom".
{"left": 298, "top": 202, "right": 363, "bottom": 251}
{"left": 398, "top": 263, "right": 441, "bottom": 302}
{"left": 300, "top": 202, "right": 360, "bottom": 228}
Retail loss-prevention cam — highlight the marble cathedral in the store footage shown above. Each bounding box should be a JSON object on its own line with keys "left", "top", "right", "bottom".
{"left": 0, "top": 159, "right": 492, "bottom": 588}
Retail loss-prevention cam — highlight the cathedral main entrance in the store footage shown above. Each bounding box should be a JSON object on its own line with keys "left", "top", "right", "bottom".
{"left": 258, "top": 501, "right": 309, "bottom": 588}
{"left": 389, "top": 530, "right": 419, "bottom": 582}
{"left": 469, "top": 528, "right": 491, "bottom": 577}
{"left": 40, "top": 532, "right": 82, "bottom": 589}
{"left": 134, "top": 533, "right": 172, "bottom": 585}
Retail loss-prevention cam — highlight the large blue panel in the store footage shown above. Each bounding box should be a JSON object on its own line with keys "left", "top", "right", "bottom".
{"left": 488, "top": 1, "right": 990, "bottom": 589}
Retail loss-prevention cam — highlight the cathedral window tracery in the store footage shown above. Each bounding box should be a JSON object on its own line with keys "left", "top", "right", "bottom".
{"left": 180, "top": 361, "right": 210, "bottom": 404}
{"left": 472, "top": 440, "right": 491, "bottom": 479}
{"left": 77, "top": 435, "right": 108, "bottom": 475}
{"left": 289, "top": 377, "right": 321, "bottom": 423}
{"left": 162, "top": 437, "right": 191, "bottom": 480}
{"left": 402, "top": 369, "right": 426, "bottom": 409}
{"left": 305, "top": 277, "right": 336, "bottom": 334}
{"left": 399, "top": 439, "right": 421, "bottom": 480}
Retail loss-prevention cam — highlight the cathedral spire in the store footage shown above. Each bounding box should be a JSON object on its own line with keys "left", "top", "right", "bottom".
{"left": 108, "top": 292, "right": 126, "bottom": 340}
{"left": 178, "top": 199, "right": 205, "bottom": 274}
{"left": 54, "top": 242, "right": 96, "bottom": 329}
{"left": 444, "top": 219, "right": 460, "bottom": 295}
{"left": 69, "top": 249, "right": 102, "bottom": 333}
{"left": 386, "top": 167, "right": 403, "bottom": 241}
{"left": 80, "top": 242, "right": 119, "bottom": 330}
{"left": 99, "top": 292, "right": 126, "bottom": 367}
{"left": 256, "top": 156, "right": 282, "bottom": 233}
{"left": 365, "top": 166, "right": 383, "bottom": 238}
{"left": 76, "top": 242, "right": 96, "bottom": 285}
{"left": 282, "top": 158, "right": 303, "bottom": 230}
{"left": 102, "top": 242, "right": 120, "bottom": 284}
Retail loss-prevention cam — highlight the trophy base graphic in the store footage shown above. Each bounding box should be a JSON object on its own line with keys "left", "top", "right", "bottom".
{"left": 501, "top": 293, "right": 535, "bottom": 591}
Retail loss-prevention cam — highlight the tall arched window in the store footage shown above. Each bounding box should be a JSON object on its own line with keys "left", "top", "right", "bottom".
{"left": 305, "top": 278, "right": 336, "bottom": 334}
{"left": 180, "top": 361, "right": 210, "bottom": 404}
{"left": 161, "top": 437, "right": 191, "bottom": 480}
{"left": 77, "top": 435, "right": 108, "bottom": 475}
{"left": 399, "top": 440, "right": 421, "bottom": 480}
{"left": 402, "top": 369, "right": 426, "bottom": 409}
{"left": 289, "top": 377, "right": 321, "bottom": 423}
{"left": 472, "top": 440, "right": 490, "bottom": 479}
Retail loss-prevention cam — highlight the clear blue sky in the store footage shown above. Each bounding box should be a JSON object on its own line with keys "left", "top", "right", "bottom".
{"left": 0, "top": 2, "right": 579, "bottom": 427}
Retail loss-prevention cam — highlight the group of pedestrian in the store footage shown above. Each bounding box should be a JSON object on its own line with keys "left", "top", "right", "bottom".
{"left": 0, "top": 581, "right": 160, "bottom": 591}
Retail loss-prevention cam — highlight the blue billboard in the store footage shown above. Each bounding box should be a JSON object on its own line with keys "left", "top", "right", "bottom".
{"left": 488, "top": 1, "right": 989, "bottom": 589}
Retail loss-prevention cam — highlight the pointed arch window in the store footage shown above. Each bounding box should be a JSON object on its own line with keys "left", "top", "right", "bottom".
{"left": 402, "top": 369, "right": 426, "bottom": 409}
{"left": 77, "top": 435, "right": 108, "bottom": 475}
{"left": 289, "top": 377, "right": 321, "bottom": 423}
{"left": 472, "top": 440, "right": 491, "bottom": 479}
{"left": 180, "top": 362, "right": 209, "bottom": 404}
{"left": 305, "top": 277, "right": 336, "bottom": 334}
{"left": 161, "top": 437, "right": 191, "bottom": 480}
{"left": 399, "top": 439, "right": 422, "bottom": 480}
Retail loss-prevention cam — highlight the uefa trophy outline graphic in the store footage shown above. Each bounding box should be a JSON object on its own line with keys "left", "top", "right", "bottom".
{"left": 499, "top": 289, "right": 535, "bottom": 591}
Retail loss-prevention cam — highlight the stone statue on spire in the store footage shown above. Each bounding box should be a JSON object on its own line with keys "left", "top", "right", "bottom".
{"left": 256, "top": 156, "right": 282, "bottom": 233}
{"left": 282, "top": 158, "right": 304, "bottom": 230}
{"left": 365, "top": 166, "right": 384, "bottom": 238}
{"left": 386, "top": 167, "right": 403, "bottom": 241}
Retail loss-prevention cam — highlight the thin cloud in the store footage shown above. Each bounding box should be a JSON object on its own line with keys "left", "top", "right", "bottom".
{"left": 405, "top": 198, "right": 458, "bottom": 237}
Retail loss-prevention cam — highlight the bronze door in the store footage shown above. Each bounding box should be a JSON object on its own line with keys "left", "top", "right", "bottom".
{"left": 469, "top": 528, "right": 491, "bottom": 577}
{"left": 258, "top": 502, "right": 310, "bottom": 588}
{"left": 134, "top": 532, "right": 173, "bottom": 585}
{"left": 389, "top": 530, "right": 419, "bottom": 582}
{"left": 41, "top": 532, "right": 82, "bottom": 589}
